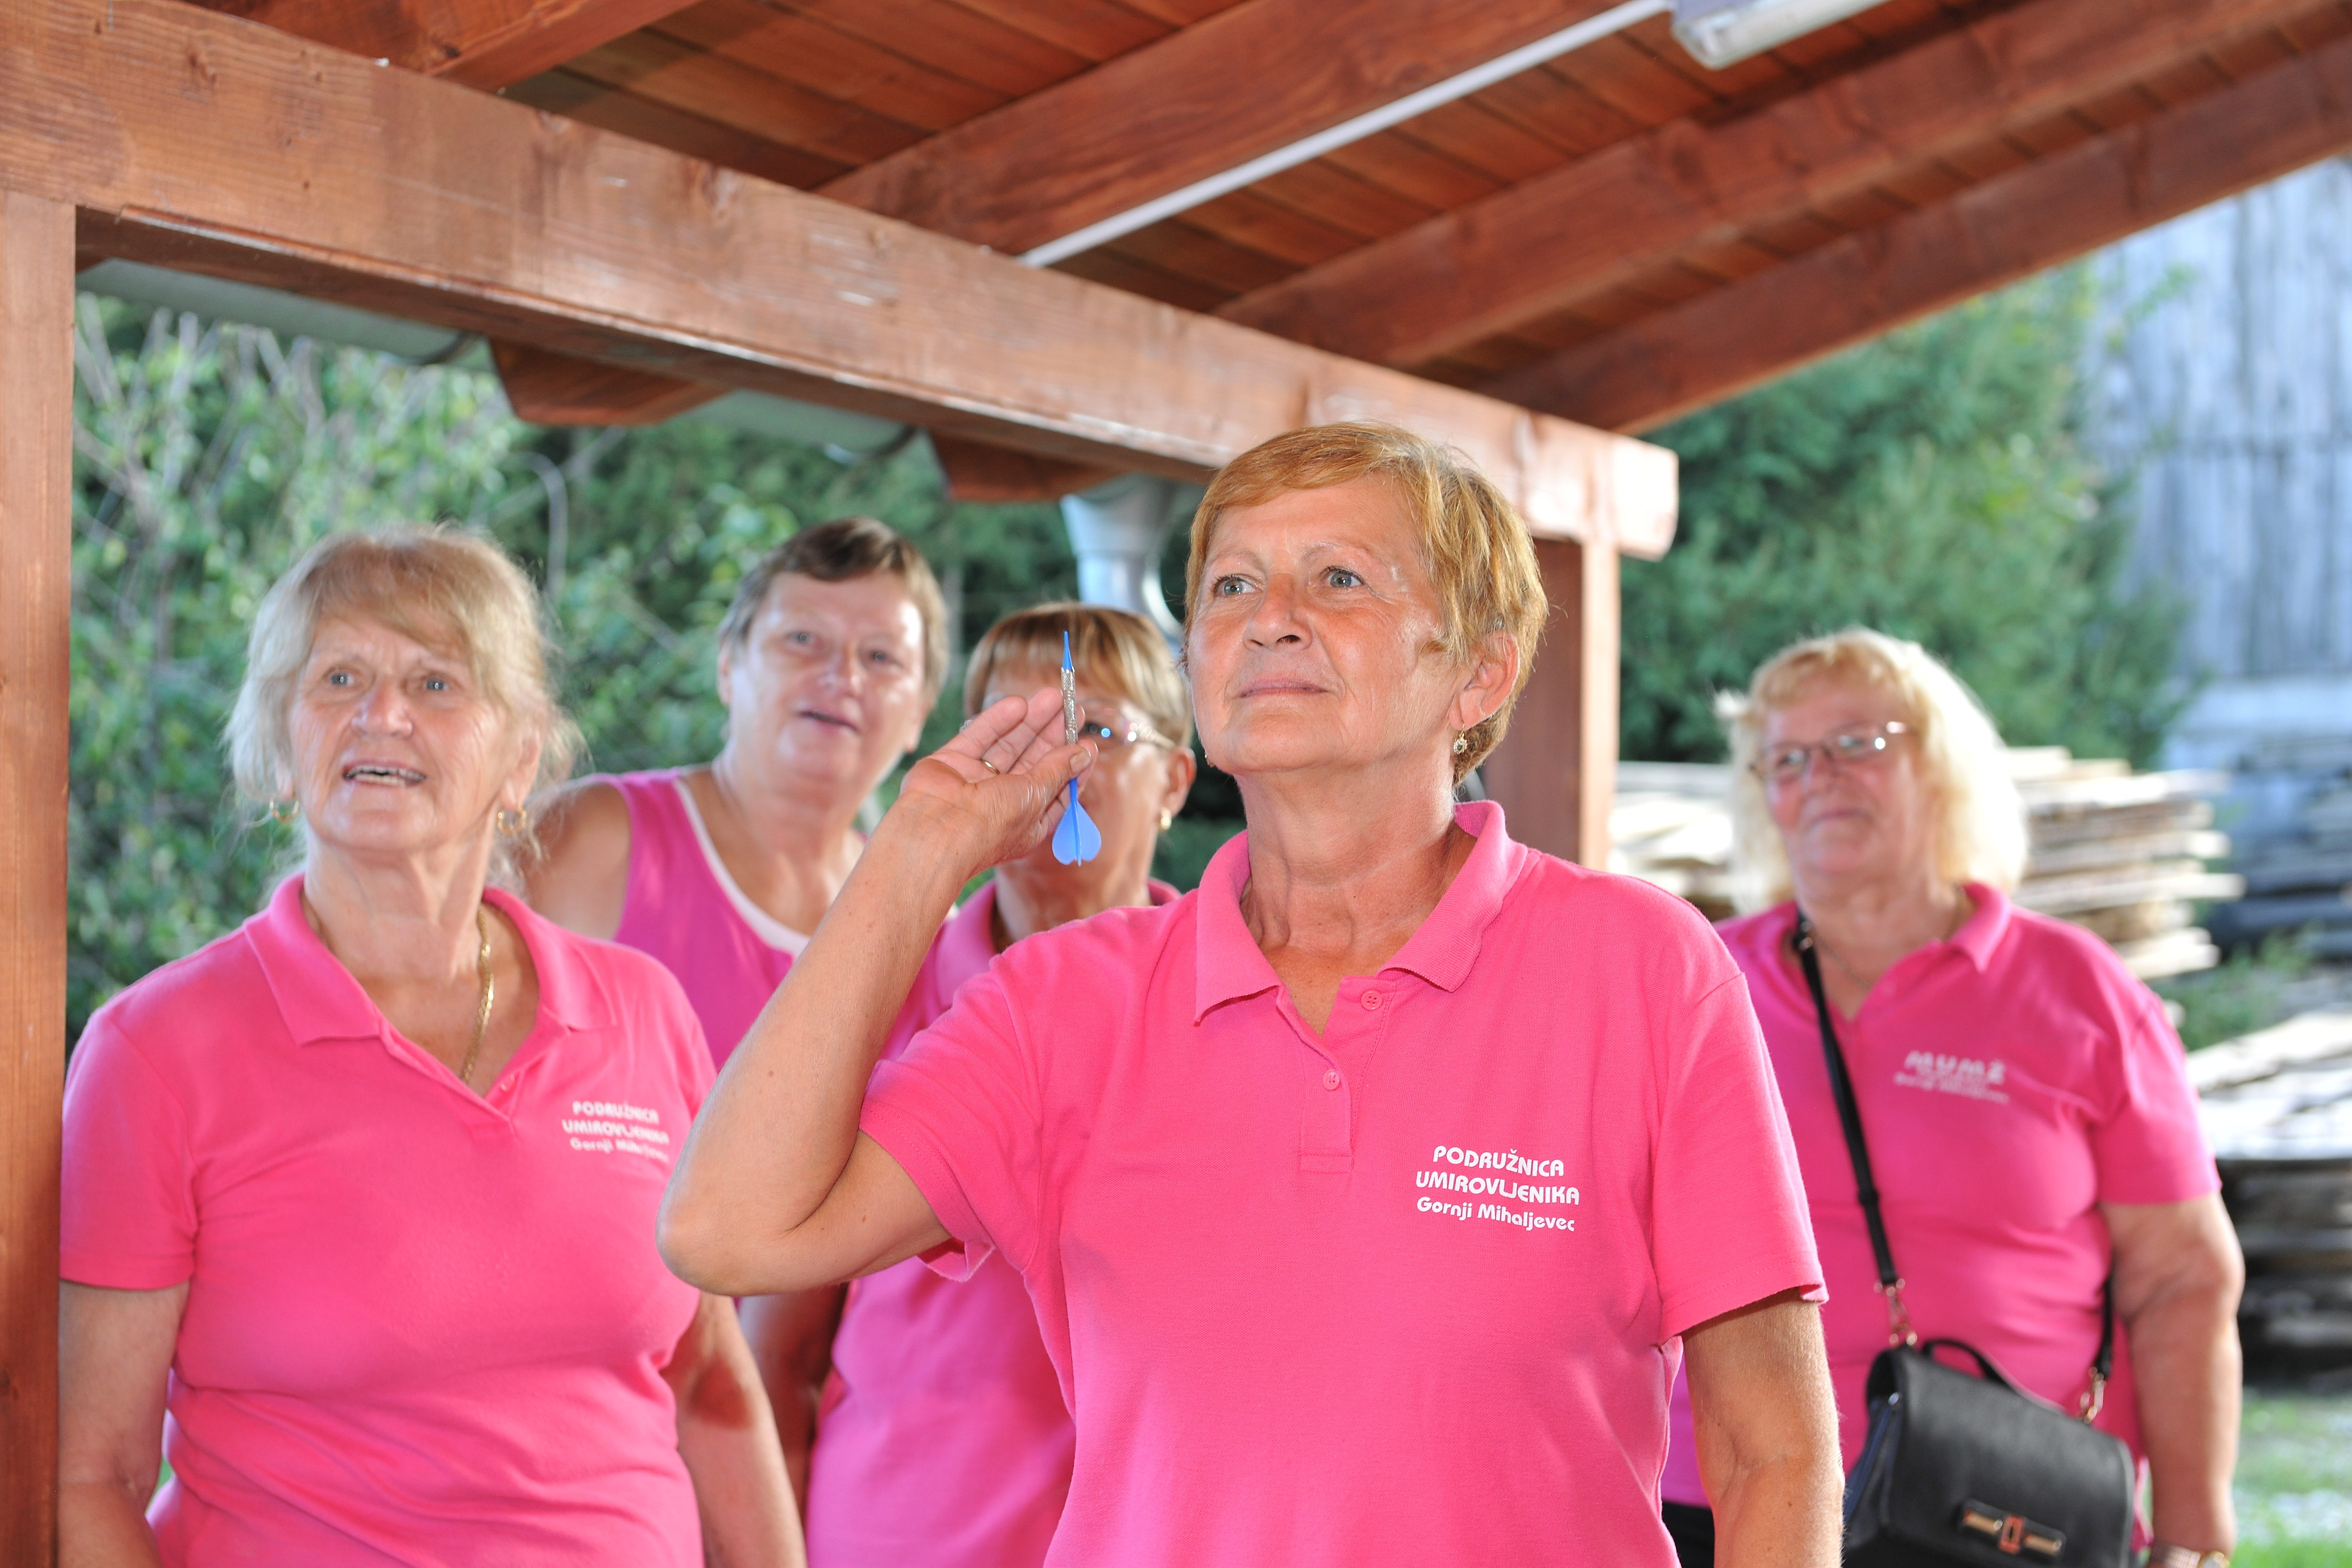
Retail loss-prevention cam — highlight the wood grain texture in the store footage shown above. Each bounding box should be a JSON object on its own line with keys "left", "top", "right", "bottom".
{"left": 1482, "top": 537, "right": 1617, "bottom": 868}
{"left": 1219, "top": 0, "right": 2333, "bottom": 368}
{"left": 817, "top": 0, "right": 1643, "bottom": 256}
{"left": 188, "top": 0, "right": 704, "bottom": 88}
{"left": 0, "top": 186, "right": 73, "bottom": 1568}
{"left": 930, "top": 434, "right": 1118, "bottom": 500}
{"left": 490, "top": 339, "right": 722, "bottom": 424}
{"left": 1489, "top": 28, "right": 2352, "bottom": 432}
{"left": 4, "top": 0, "right": 1676, "bottom": 553}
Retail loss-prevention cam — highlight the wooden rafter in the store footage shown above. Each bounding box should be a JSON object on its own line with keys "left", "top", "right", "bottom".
{"left": 5, "top": 0, "right": 1674, "bottom": 555}
{"left": 817, "top": 0, "right": 1630, "bottom": 257}
{"left": 1218, "top": 0, "right": 2331, "bottom": 368}
{"left": 186, "top": 0, "right": 704, "bottom": 89}
{"left": 1489, "top": 27, "right": 2352, "bottom": 432}
{"left": 490, "top": 340, "right": 723, "bottom": 425}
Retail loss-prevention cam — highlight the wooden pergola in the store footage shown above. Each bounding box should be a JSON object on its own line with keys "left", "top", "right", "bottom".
{"left": 7, "top": 0, "right": 2352, "bottom": 1552}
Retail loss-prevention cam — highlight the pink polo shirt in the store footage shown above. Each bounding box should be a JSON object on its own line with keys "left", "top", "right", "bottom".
{"left": 811, "top": 877, "right": 1173, "bottom": 1568}
{"left": 860, "top": 802, "right": 1823, "bottom": 1568}
{"left": 1660, "top": 887, "right": 2217, "bottom": 1507}
{"left": 61, "top": 876, "right": 712, "bottom": 1567}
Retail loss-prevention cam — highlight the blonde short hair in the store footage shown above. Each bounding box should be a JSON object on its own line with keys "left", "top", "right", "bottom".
{"left": 1723, "top": 627, "right": 2026, "bottom": 909}
{"left": 1184, "top": 422, "right": 1545, "bottom": 784}
{"left": 962, "top": 602, "right": 1192, "bottom": 753}
{"left": 228, "top": 526, "right": 582, "bottom": 878}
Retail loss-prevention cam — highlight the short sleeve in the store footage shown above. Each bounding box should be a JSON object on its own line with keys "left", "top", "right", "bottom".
{"left": 2089, "top": 988, "right": 2218, "bottom": 1206}
{"left": 1650, "top": 971, "right": 1825, "bottom": 1340}
{"left": 860, "top": 967, "right": 1043, "bottom": 1281}
{"left": 61, "top": 1021, "right": 200, "bottom": 1290}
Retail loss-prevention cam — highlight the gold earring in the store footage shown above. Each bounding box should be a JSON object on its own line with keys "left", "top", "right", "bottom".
{"left": 1452, "top": 733, "right": 1470, "bottom": 756}
{"left": 266, "top": 798, "right": 300, "bottom": 825}
{"left": 495, "top": 806, "right": 529, "bottom": 837}
{"left": 1159, "top": 809, "right": 1174, "bottom": 831}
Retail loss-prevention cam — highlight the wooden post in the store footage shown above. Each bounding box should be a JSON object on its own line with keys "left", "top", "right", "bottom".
{"left": 1484, "top": 537, "right": 1618, "bottom": 870}
{"left": 0, "top": 187, "right": 74, "bottom": 1568}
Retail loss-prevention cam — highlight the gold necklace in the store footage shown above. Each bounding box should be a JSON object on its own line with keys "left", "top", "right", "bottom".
{"left": 457, "top": 907, "right": 494, "bottom": 1089}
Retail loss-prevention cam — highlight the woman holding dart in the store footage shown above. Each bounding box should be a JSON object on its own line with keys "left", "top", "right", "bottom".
{"left": 660, "top": 423, "right": 1841, "bottom": 1568}
{"left": 793, "top": 604, "right": 1194, "bottom": 1568}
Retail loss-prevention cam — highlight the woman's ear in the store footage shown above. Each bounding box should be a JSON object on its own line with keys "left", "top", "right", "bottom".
{"left": 1447, "top": 632, "right": 1521, "bottom": 735}
{"left": 1159, "top": 746, "right": 1198, "bottom": 824}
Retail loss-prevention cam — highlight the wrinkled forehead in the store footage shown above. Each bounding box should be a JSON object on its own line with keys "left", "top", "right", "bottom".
{"left": 753, "top": 569, "right": 925, "bottom": 639}
{"left": 1204, "top": 474, "right": 1428, "bottom": 569}
{"left": 306, "top": 599, "right": 471, "bottom": 670}
{"left": 1759, "top": 672, "right": 1911, "bottom": 740}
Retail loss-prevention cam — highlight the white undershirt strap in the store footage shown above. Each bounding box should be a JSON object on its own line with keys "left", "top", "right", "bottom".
{"left": 671, "top": 777, "right": 811, "bottom": 956}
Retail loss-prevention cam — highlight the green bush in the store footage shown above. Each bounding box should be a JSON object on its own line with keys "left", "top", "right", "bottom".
{"left": 1623, "top": 270, "right": 2183, "bottom": 766}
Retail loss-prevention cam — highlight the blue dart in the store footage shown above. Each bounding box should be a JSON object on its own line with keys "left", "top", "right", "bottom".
{"left": 1052, "top": 630, "right": 1103, "bottom": 865}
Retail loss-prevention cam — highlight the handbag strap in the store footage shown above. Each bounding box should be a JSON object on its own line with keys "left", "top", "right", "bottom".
{"left": 1793, "top": 912, "right": 1914, "bottom": 1347}
{"left": 1792, "top": 910, "right": 2117, "bottom": 1417}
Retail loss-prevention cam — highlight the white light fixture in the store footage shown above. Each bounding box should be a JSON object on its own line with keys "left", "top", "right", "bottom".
{"left": 1671, "top": 0, "right": 1887, "bottom": 68}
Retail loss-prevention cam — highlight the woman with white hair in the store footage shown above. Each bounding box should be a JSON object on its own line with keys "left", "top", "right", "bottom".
{"left": 1658, "top": 628, "right": 2243, "bottom": 1568}
{"left": 58, "top": 528, "right": 800, "bottom": 1566}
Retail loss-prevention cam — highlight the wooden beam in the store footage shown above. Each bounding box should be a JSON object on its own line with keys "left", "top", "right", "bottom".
{"left": 930, "top": 435, "right": 1118, "bottom": 503}
{"left": 818, "top": 0, "right": 1632, "bottom": 258}
{"left": 0, "top": 186, "right": 73, "bottom": 1568}
{"left": 1488, "top": 26, "right": 2352, "bottom": 433}
{"left": 187, "top": 0, "right": 703, "bottom": 89}
{"left": 1483, "top": 538, "right": 1617, "bottom": 868}
{"left": 490, "top": 339, "right": 722, "bottom": 425}
{"left": 1218, "top": 0, "right": 2329, "bottom": 368}
{"left": 4, "top": 0, "right": 1676, "bottom": 556}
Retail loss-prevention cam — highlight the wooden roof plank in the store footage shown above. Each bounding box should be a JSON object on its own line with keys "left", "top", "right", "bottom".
{"left": 184, "top": 0, "right": 704, "bottom": 88}
{"left": 776, "top": 0, "right": 1091, "bottom": 98}
{"left": 1178, "top": 189, "right": 1366, "bottom": 269}
{"left": 945, "top": 0, "right": 1172, "bottom": 63}
{"left": 1217, "top": 0, "right": 2332, "bottom": 369}
{"left": 1312, "top": 130, "right": 1507, "bottom": 214}
{"left": 816, "top": 0, "right": 1635, "bottom": 256}
{"left": 503, "top": 68, "right": 852, "bottom": 186}
{"left": 9, "top": 0, "right": 1676, "bottom": 554}
{"left": 646, "top": 0, "right": 1010, "bottom": 131}
{"left": 1488, "top": 27, "right": 2352, "bottom": 432}
{"left": 556, "top": 28, "right": 932, "bottom": 165}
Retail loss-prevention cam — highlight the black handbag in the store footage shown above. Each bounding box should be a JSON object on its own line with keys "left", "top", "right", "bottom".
{"left": 1794, "top": 914, "right": 2136, "bottom": 1568}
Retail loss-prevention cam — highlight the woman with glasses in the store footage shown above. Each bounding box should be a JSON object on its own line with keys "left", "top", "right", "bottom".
{"left": 1657, "top": 628, "right": 2242, "bottom": 1568}
{"left": 659, "top": 423, "right": 1842, "bottom": 1568}
{"left": 796, "top": 603, "right": 1193, "bottom": 1568}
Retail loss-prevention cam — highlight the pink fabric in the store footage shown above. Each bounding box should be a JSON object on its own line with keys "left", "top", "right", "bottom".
{"left": 605, "top": 769, "right": 797, "bottom": 1070}
{"left": 61, "top": 876, "right": 713, "bottom": 1567}
{"left": 810, "top": 878, "right": 1173, "bottom": 1568}
{"left": 859, "top": 803, "right": 1823, "bottom": 1568}
{"left": 1659, "top": 887, "right": 2218, "bottom": 1507}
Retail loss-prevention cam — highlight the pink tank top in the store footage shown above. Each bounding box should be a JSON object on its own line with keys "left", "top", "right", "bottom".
{"left": 808, "top": 879, "right": 1176, "bottom": 1568}
{"left": 602, "top": 770, "right": 805, "bottom": 1071}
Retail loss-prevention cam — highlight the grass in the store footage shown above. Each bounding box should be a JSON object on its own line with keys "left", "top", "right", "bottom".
{"left": 2154, "top": 934, "right": 2317, "bottom": 1051}
{"left": 2237, "top": 1392, "right": 2352, "bottom": 1564}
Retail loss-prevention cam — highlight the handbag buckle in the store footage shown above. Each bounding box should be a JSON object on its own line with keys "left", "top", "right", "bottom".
{"left": 2078, "top": 1367, "right": 2108, "bottom": 1423}
{"left": 1878, "top": 1277, "right": 1919, "bottom": 1348}
{"left": 1959, "top": 1501, "right": 2065, "bottom": 1559}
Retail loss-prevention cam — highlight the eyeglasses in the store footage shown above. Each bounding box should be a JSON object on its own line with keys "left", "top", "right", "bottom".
{"left": 1072, "top": 708, "right": 1178, "bottom": 752}
{"left": 1753, "top": 721, "right": 1910, "bottom": 785}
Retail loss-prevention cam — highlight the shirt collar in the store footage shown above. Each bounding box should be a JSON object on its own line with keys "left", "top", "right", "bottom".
{"left": 1192, "top": 800, "right": 1526, "bottom": 1022}
{"left": 247, "top": 873, "right": 617, "bottom": 1046}
{"left": 1950, "top": 882, "right": 2011, "bottom": 971}
{"left": 1764, "top": 878, "right": 2012, "bottom": 980}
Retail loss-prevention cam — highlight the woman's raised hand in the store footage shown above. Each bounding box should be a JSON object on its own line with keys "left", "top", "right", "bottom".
{"left": 892, "top": 690, "right": 1093, "bottom": 872}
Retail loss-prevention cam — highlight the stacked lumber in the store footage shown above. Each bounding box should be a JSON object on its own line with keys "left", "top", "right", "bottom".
{"left": 2192, "top": 1012, "right": 2352, "bottom": 1364}
{"left": 1609, "top": 749, "right": 2238, "bottom": 978}
{"left": 2209, "top": 735, "right": 2352, "bottom": 955}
